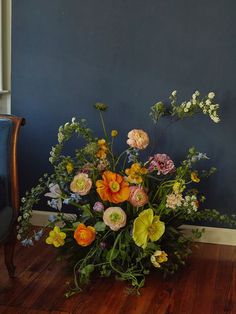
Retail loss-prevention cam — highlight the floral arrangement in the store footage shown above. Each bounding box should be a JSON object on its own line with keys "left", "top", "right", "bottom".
{"left": 18, "top": 90, "right": 236, "bottom": 297}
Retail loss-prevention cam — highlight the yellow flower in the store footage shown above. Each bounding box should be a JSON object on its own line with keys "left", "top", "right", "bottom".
{"left": 111, "top": 130, "right": 118, "bottom": 137}
{"left": 66, "top": 162, "right": 74, "bottom": 174}
{"left": 173, "top": 180, "right": 186, "bottom": 193}
{"left": 173, "top": 182, "right": 181, "bottom": 193}
{"left": 96, "top": 138, "right": 108, "bottom": 159}
{"left": 191, "top": 171, "right": 200, "bottom": 183}
{"left": 45, "top": 226, "right": 66, "bottom": 248}
{"left": 125, "top": 163, "right": 148, "bottom": 184}
{"left": 133, "top": 208, "right": 165, "bottom": 249}
{"left": 151, "top": 250, "right": 168, "bottom": 268}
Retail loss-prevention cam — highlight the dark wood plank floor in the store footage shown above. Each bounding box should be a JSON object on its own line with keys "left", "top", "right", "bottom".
{"left": 0, "top": 238, "right": 235, "bottom": 314}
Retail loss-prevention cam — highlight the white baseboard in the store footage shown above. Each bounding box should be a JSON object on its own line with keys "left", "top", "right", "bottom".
{"left": 31, "top": 210, "right": 236, "bottom": 246}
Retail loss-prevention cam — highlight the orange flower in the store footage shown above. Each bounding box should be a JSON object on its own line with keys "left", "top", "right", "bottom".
{"left": 96, "top": 139, "right": 108, "bottom": 159}
{"left": 96, "top": 171, "right": 130, "bottom": 204}
{"left": 74, "top": 223, "right": 96, "bottom": 247}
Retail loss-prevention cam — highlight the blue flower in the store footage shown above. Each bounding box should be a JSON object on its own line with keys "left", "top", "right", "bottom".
{"left": 48, "top": 214, "right": 57, "bottom": 223}
{"left": 63, "top": 198, "right": 70, "bottom": 205}
{"left": 34, "top": 229, "right": 44, "bottom": 241}
{"left": 47, "top": 199, "right": 58, "bottom": 209}
{"left": 126, "top": 149, "right": 139, "bottom": 163}
{"left": 21, "top": 238, "right": 34, "bottom": 247}
{"left": 70, "top": 193, "right": 81, "bottom": 202}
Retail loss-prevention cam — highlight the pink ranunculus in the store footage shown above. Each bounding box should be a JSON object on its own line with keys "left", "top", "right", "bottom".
{"left": 127, "top": 129, "right": 149, "bottom": 150}
{"left": 148, "top": 154, "right": 175, "bottom": 175}
{"left": 128, "top": 186, "right": 148, "bottom": 207}
{"left": 70, "top": 173, "right": 92, "bottom": 195}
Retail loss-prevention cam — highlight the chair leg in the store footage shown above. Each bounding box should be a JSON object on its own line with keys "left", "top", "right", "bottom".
{"left": 4, "top": 226, "right": 16, "bottom": 278}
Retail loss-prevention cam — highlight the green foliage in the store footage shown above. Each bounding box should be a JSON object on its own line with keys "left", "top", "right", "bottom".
{"left": 17, "top": 91, "right": 235, "bottom": 297}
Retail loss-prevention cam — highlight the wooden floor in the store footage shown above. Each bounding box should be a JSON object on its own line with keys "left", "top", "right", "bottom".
{"left": 0, "top": 239, "right": 236, "bottom": 314}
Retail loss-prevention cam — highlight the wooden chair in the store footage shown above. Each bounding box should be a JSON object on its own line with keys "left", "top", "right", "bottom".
{"left": 0, "top": 114, "right": 25, "bottom": 277}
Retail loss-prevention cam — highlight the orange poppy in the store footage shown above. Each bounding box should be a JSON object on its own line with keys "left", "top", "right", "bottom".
{"left": 96, "top": 171, "right": 130, "bottom": 204}
{"left": 74, "top": 223, "right": 96, "bottom": 247}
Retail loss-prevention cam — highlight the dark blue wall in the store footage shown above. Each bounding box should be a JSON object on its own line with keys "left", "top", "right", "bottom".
{"left": 12, "top": 0, "right": 236, "bottom": 224}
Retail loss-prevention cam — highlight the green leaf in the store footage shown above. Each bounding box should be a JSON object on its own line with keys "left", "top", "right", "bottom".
{"left": 80, "top": 264, "right": 95, "bottom": 284}
{"left": 72, "top": 221, "right": 81, "bottom": 229}
{"left": 94, "top": 221, "right": 106, "bottom": 232}
{"left": 146, "top": 242, "right": 160, "bottom": 252}
{"left": 106, "top": 248, "right": 119, "bottom": 261}
{"left": 81, "top": 204, "right": 93, "bottom": 219}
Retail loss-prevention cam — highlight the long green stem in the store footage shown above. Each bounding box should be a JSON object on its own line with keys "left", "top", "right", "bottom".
{"left": 99, "top": 112, "right": 108, "bottom": 142}
{"left": 115, "top": 150, "right": 127, "bottom": 168}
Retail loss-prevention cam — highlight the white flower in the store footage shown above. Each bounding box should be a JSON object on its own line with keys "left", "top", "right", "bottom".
{"left": 208, "top": 92, "right": 215, "bottom": 99}
{"left": 58, "top": 132, "right": 64, "bottom": 143}
{"left": 23, "top": 212, "right": 30, "bottom": 219}
{"left": 203, "top": 108, "right": 207, "bottom": 114}
{"left": 192, "top": 94, "right": 197, "bottom": 100}
{"left": 45, "top": 183, "right": 62, "bottom": 210}
{"left": 206, "top": 99, "right": 211, "bottom": 106}
{"left": 199, "top": 102, "right": 204, "bottom": 108}
{"left": 171, "top": 90, "right": 177, "bottom": 97}
{"left": 195, "top": 90, "right": 200, "bottom": 96}
{"left": 211, "top": 116, "right": 220, "bottom": 123}
{"left": 184, "top": 108, "right": 189, "bottom": 113}
{"left": 210, "top": 104, "right": 216, "bottom": 110}
{"left": 186, "top": 102, "right": 191, "bottom": 108}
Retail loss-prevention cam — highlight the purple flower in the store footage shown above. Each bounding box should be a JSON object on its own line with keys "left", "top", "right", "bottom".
{"left": 148, "top": 154, "right": 175, "bottom": 175}
{"left": 93, "top": 201, "right": 104, "bottom": 212}
{"left": 100, "top": 242, "right": 107, "bottom": 249}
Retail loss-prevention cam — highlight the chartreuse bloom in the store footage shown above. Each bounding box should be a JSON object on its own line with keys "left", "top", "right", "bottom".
{"left": 66, "top": 162, "right": 74, "bottom": 174}
{"left": 46, "top": 226, "right": 66, "bottom": 247}
{"left": 133, "top": 208, "right": 165, "bottom": 249}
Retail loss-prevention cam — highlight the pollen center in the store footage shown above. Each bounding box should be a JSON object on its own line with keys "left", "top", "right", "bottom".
{"left": 109, "top": 181, "right": 120, "bottom": 192}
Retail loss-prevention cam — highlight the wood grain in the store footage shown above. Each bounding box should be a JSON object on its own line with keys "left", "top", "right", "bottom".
{"left": 0, "top": 239, "right": 235, "bottom": 314}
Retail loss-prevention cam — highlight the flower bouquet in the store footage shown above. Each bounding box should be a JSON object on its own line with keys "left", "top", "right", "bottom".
{"left": 18, "top": 91, "right": 236, "bottom": 297}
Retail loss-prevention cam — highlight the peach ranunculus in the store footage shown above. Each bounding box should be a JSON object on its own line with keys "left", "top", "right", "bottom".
{"left": 128, "top": 186, "right": 148, "bottom": 207}
{"left": 96, "top": 171, "right": 130, "bottom": 203}
{"left": 103, "top": 207, "right": 127, "bottom": 231}
{"left": 74, "top": 223, "right": 96, "bottom": 246}
{"left": 70, "top": 173, "right": 92, "bottom": 196}
{"left": 127, "top": 129, "right": 149, "bottom": 150}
